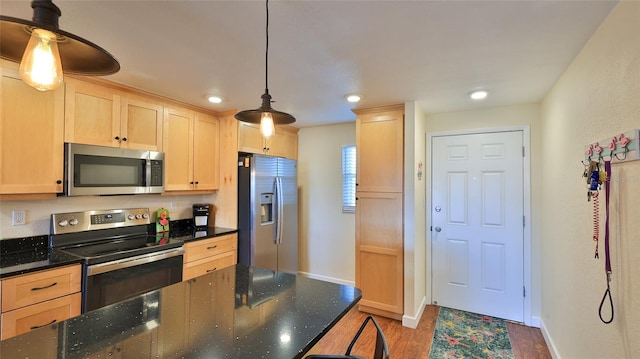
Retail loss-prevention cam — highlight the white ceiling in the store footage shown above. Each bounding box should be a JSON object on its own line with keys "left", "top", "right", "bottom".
{"left": 1, "top": 0, "right": 617, "bottom": 128}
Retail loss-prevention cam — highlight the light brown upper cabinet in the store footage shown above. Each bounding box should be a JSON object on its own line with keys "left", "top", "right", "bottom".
{"left": 65, "top": 78, "right": 163, "bottom": 151}
{"left": 237, "top": 122, "right": 298, "bottom": 160}
{"left": 120, "top": 95, "right": 163, "bottom": 151}
{"left": 355, "top": 106, "right": 404, "bottom": 193}
{"left": 0, "top": 67, "right": 64, "bottom": 196}
{"left": 163, "top": 107, "right": 219, "bottom": 192}
{"left": 353, "top": 104, "right": 404, "bottom": 321}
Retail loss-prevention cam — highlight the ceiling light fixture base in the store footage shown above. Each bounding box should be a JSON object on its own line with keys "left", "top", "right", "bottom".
{"left": 235, "top": 89, "right": 296, "bottom": 125}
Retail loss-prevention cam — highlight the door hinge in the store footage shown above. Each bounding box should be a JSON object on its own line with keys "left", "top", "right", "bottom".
{"left": 522, "top": 146, "right": 525, "bottom": 157}
{"left": 523, "top": 286, "right": 526, "bottom": 298}
{"left": 523, "top": 216, "right": 525, "bottom": 227}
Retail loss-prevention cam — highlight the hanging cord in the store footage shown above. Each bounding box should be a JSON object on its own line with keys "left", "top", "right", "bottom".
{"left": 264, "top": 0, "right": 269, "bottom": 92}
{"left": 599, "top": 160, "right": 614, "bottom": 324}
{"left": 592, "top": 192, "right": 600, "bottom": 258}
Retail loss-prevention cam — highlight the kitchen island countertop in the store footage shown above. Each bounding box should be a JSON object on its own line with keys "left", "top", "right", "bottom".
{"left": 0, "top": 264, "right": 361, "bottom": 358}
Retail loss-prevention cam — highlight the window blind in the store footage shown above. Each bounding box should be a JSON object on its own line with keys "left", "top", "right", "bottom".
{"left": 342, "top": 145, "right": 357, "bottom": 213}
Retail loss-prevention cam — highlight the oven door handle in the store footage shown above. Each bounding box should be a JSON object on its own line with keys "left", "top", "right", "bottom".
{"left": 87, "top": 247, "right": 184, "bottom": 276}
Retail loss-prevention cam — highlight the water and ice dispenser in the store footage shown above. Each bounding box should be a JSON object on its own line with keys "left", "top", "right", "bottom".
{"left": 260, "top": 193, "right": 273, "bottom": 224}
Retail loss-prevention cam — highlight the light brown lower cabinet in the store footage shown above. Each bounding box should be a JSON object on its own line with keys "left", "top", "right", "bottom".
{"left": 0, "top": 264, "right": 82, "bottom": 340}
{"left": 182, "top": 233, "right": 238, "bottom": 281}
{"left": 355, "top": 192, "right": 404, "bottom": 320}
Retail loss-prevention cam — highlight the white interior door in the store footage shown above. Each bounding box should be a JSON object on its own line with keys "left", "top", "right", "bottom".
{"left": 431, "top": 131, "right": 524, "bottom": 322}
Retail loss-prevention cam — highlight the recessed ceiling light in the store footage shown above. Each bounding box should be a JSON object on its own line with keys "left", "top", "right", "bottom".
{"left": 207, "top": 95, "right": 223, "bottom": 104}
{"left": 469, "top": 90, "right": 488, "bottom": 100}
{"left": 345, "top": 94, "right": 362, "bottom": 103}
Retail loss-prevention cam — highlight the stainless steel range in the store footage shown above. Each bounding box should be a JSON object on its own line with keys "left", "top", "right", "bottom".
{"left": 50, "top": 208, "right": 184, "bottom": 313}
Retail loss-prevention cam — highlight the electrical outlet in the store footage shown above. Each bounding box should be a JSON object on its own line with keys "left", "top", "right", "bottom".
{"left": 12, "top": 210, "right": 26, "bottom": 225}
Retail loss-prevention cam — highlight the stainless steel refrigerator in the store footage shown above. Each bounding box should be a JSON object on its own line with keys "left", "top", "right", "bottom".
{"left": 238, "top": 153, "right": 298, "bottom": 274}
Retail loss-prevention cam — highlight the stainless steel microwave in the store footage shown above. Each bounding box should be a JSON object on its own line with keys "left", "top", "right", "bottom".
{"left": 63, "top": 143, "right": 164, "bottom": 196}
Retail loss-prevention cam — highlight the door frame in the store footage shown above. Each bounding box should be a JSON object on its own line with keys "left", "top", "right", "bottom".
{"left": 426, "top": 125, "right": 533, "bottom": 326}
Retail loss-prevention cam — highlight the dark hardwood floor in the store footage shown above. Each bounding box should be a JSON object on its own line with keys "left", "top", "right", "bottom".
{"left": 307, "top": 305, "right": 552, "bottom": 359}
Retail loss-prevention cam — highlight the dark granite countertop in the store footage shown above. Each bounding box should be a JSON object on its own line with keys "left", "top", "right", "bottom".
{"left": 0, "top": 264, "right": 362, "bottom": 359}
{"left": 0, "top": 235, "right": 83, "bottom": 278}
{"left": 168, "top": 220, "right": 238, "bottom": 242}
{"left": 0, "top": 223, "right": 238, "bottom": 278}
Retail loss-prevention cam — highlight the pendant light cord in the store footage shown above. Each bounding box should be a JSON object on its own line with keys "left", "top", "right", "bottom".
{"left": 265, "top": 0, "right": 269, "bottom": 92}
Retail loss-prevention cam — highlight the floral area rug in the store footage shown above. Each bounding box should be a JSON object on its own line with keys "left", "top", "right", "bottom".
{"left": 428, "top": 307, "right": 515, "bottom": 359}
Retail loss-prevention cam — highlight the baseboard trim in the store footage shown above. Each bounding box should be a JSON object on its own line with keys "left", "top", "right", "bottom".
{"left": 297, "top": 271, "right": 355, "bottom": 287}
{"left": 540, "top": 317, "right": 560, "bottom": 359}
{"left": 402, "top": 296, "right": 428, "bottom": 329}
{"left": 529, "top": 315, "right": 541, "bottom": 328}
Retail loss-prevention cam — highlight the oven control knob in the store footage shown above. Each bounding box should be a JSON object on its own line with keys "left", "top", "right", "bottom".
{"left": 128, "top": 214, "right": 135, "bottom": 220}
{"left": 69, "top": 218, "right": 79, "bottom": 226}
{"left": 142, "top": 213, "right": 149, "bottom": 219}
{"left": 135, "top": 214, "right": 143, "bottom": 219}
{"left": 58, "top": 219, "right": 68, "bottom": 227}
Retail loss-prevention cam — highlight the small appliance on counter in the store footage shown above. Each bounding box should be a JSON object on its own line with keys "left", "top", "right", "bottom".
{"left": 192, "top": 203, "right": 211, "bottom": 230}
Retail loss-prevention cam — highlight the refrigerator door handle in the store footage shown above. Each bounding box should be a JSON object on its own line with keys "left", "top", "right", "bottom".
{"left": 276, "top": 177, "right": 284, "bottom": 244}
{"left": 273, "top": 177, "right": 279, "bottom": 244}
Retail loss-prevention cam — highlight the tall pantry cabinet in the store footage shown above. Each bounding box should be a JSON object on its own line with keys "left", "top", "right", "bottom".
{"left": 354, "top": 104, "right": 404, "bottom": 320}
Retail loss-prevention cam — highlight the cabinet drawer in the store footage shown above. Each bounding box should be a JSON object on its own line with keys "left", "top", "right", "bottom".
{"left": 183, "top": 234, "right": 237, "bottom": 263}
{"left": 1, "top": 265, "right": 81, "bottom": 312}
{"left": 1, "top": 292, "right": 81, "bottom": 340}
{"left": 183, "top": 252, "right": 236, "bottom": 281}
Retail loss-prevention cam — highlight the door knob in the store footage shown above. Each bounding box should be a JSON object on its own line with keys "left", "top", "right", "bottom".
{"left": 434, "top": 226, "right": 442, "bottom": 232}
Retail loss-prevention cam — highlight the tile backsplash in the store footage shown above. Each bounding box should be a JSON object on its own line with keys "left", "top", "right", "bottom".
{"left": 0, "top": 193, "right": 217, "bottom": 239}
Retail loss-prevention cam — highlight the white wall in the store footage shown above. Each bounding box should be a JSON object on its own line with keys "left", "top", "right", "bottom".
{"left": 540, "top": 2, "right": 639, "bottom": 358}
{"left": 424, "top": 103, "right": 542, "bottom": 324}
{"left": 402, "top": 102, "right": 428, "bottom": 327}
{"left": 297, "top": 123, "right": 356, "bottom": 285}
{"left": 0, "top": 194, "right": 217, "bottom": 238}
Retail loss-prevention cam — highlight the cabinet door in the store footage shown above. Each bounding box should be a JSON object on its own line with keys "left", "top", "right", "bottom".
{"left": 183, "top": 252, "right": 236, "bottom": 281}
{"left": 187, "top": 269, "right": 235, "bottom": 348}
{"left": 163, "top": 107, "right": 194, "bottom": 191}
{"left": 65, "top": 79, "right": 121, "bottom": 147}
{"left": 267, "top": 128, "right": 298, "bottom": 159}
{"left": 193, "top": 112, "right": 220, "bottom": 190}
{"left": 237, "top": 122, "right": 265, "bottom": 154}
{"left": 1, "top": 292, "right": 81, "bottom": 340}
{"left": 183, "top": 234, "right": 238, "bottom": 263}
{"left": 355, "top": 192, "right": 403, "bottom": 317}
{"left": 1, "top": 264, "right": 81, "bottom": 311}
{"left": 356, "top": 108, "right": 403, "bottom": 192}
{"left": 155, "top": 283, "right": 189, "bottom": 357}
{"left": 0, "top": 70, "right": 64, "bottom": 194}
{"left": 121, "top": 96, "right": 163, "bottom": 151}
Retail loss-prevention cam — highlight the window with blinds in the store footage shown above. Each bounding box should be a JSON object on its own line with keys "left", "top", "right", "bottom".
{"left": 342, "top": 145, "right": 357, "bottom": 213}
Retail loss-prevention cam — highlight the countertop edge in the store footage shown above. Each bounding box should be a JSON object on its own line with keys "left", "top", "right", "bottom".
{"left": 0, "top": 251, "right": 84, "bottom": 279}
{"left": 1, "top": 226, "right": 238, "bottom": 278}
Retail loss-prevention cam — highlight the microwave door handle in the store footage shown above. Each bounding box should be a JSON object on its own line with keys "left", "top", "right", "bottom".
{"left": 144, "top": 157, "right": 151, "bottom": 192}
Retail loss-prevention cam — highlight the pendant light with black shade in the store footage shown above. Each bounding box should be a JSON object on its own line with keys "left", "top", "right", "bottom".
{"left": 235, "top": 0, "right": 295, "bottom": 139}
{"left": 0, "top": 0, "right": 119, "bottom": 91}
